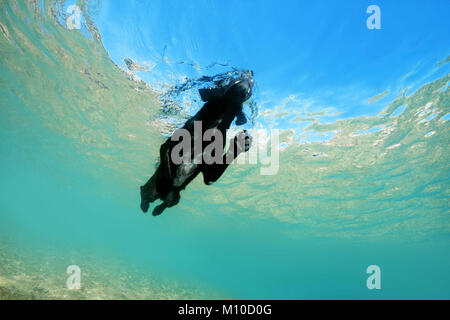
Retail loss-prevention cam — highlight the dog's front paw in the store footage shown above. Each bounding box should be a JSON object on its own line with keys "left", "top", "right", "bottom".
{"left": 234, "top": 130, "right": 252, "bottom": 154}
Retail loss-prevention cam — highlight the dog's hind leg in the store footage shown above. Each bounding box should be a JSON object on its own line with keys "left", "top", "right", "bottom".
{"left": 152, "top": 203, "right": 167, "bottom": 216}
{"left": 140, "top": 171, "right": 161, "bottom": 213}
{"left": 152, "top": 189, "right": 180, "bottom": 216}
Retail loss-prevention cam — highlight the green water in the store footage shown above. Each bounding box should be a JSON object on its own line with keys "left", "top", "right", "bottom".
{"left": 0, "top": 1, "right": 449, "bottom": 299}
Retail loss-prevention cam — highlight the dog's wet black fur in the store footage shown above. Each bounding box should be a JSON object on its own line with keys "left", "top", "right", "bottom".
{"left": 140, "top": 70, "right": 254, "bottom": 216}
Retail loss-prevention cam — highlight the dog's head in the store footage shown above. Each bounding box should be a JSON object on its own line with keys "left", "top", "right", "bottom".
{"left": 198, "top": 70, "right": 254, "bottom": 104}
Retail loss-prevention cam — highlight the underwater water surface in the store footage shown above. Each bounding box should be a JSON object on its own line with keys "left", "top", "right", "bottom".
{"left": 0, "top": 0, "right": 449, "bottom": 299}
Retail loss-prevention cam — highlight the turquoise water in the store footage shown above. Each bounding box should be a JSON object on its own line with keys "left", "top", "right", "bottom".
{"left": 0, "top": 1, "right": 449, "bottom": 299}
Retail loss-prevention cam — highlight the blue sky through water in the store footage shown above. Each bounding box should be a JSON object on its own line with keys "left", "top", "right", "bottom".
{"left": 78, "top": 0, "right": 449, "bottom": 128}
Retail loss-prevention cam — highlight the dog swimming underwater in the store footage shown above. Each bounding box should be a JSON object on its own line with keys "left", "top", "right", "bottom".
{"left": 140, "top": 70, "right": 255, "bottom": 216}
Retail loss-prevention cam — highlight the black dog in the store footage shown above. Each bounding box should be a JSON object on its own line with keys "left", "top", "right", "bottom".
{"left": 140, "top": 70, "right": 254, "bottom": 216}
